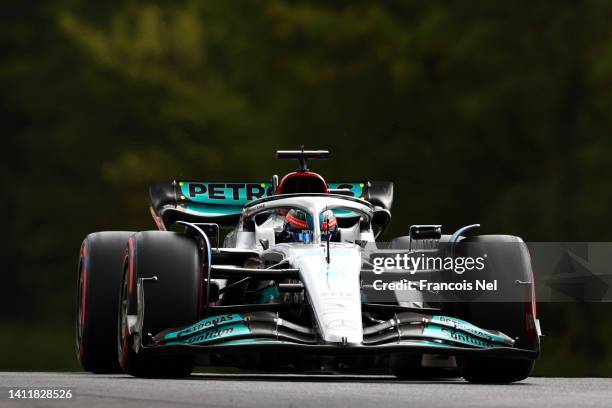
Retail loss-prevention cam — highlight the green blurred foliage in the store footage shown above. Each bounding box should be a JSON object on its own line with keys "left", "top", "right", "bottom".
{"left": 2, "top": 0, "right": 612, "bottom": 375}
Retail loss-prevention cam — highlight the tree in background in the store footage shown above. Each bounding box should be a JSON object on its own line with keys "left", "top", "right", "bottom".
{"left": 1, "top": 0, "right": 612, "bottom": 374}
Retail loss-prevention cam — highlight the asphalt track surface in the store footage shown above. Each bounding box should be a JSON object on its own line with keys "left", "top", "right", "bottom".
{"left": 0, "top": 373, "right": 611, "bottom": 408}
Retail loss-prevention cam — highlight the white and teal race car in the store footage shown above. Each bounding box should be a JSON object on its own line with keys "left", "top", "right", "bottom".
{"left": 76, "top": 149, "right": 540, "bottom": 382}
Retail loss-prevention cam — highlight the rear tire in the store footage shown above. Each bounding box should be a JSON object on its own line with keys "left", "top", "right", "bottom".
{"left": 118, "top": 231, "right": 201, "bottom": 378}
{"left": 76, "top": 231, "right": 134, "bottom": 373}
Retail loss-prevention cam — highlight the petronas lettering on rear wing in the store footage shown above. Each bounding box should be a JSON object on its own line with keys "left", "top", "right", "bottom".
{"left": 149, "top": 180, "right": 393, "bottom": 229}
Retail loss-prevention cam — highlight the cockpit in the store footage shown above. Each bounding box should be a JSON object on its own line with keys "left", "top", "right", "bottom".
{"left": 234, "top": 195, "right": 375, "bottom": 249}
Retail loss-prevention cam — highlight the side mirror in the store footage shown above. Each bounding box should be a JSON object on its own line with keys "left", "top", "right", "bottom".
{"left": 409, "top": 225, "right": 442, "bottom": 240}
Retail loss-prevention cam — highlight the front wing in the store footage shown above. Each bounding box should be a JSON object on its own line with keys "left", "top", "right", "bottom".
{"left": 137, "top": 311, "right": 538, "bottom": 360}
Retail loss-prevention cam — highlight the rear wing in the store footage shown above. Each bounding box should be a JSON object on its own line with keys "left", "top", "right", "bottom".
{"left": 150, "top": 180, "right": 393, "bottom": 229}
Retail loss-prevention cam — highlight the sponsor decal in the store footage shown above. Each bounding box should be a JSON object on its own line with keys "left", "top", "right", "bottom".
{"left": 433, "top": 316, "right": 494, "bottom": 342}
{"left": 180, "top": 182, "right": 273, "bottom": 204}
{"left": 167, "top": 323, "right": 251, "bottom": 345}
{"left": 164, "top": 314, "right": 243, "bottom": 340}
{"left": 371, "top": 253, "right": 487, "bottom": 275}
{"left": 423, "top": 325, "right": 502, "bottom": 348}
{"left": 431, "top": 316, "right": 513, "bottom": 345}
{"left": 179, "top": 182, "right": 365, "bottom": 204}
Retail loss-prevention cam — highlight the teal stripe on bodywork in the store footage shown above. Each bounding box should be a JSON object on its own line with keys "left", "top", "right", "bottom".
{"left": 259, "top": 286, "right": 280, "bottom": 304}
{"left": 328, "top": 183, "right": 364, "bottom": 199}
{"left": 331, "top": 208, "right": 360, "bottom": 217}
{"left": 164, "top": 313, "right": 244, "bottom": 341}
{"left": 184, "top": 203, "right": 242, "bottom": 217}
{"left": 185, "top": 203, "right": 362, "bottom": 218}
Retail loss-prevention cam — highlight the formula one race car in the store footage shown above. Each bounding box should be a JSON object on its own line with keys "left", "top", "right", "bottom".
{"left": 76, "top": 149, "right": 540, "bottom": 383}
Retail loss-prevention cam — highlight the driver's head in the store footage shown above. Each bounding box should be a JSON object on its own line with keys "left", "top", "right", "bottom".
{"left": 319, "top": 209, "right": 338, "bottom": 236}
{"left": 283, "top": 209, "right": 339, "bottom": 243}
{"left": 284, "top": 209, "right": 314, "bottom": 243}
{"left": 319, "top": 209, "right": 340, "bottom": 242}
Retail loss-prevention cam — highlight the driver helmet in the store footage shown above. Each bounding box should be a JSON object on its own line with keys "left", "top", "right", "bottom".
{"left": 319, "top": 209, "right": 338, "bottom": 237}
{"left": 284, "top": 209, "right": 315, "bottom": 243}
{"left": 283, "top": 209, "right": 338, "bottom": 243}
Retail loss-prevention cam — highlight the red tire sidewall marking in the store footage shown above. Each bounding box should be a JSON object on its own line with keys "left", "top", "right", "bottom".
{"left": 128, "top": 238, "right": 135, "bottom": 294}
{"left": 120, "top": 327, "right": 129, "bottom": 367}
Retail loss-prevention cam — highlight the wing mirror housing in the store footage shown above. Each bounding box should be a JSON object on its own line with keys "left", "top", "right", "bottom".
{"left": 409, "top": 225, "right": 442, "bottom": 240}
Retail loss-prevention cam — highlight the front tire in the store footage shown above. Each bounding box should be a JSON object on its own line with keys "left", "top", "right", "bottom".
{"left": 455, "top": 235, "right": 539, "bottom": 383}
{"left": 118, "top": 231, "right": 202, "bottom": 378}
